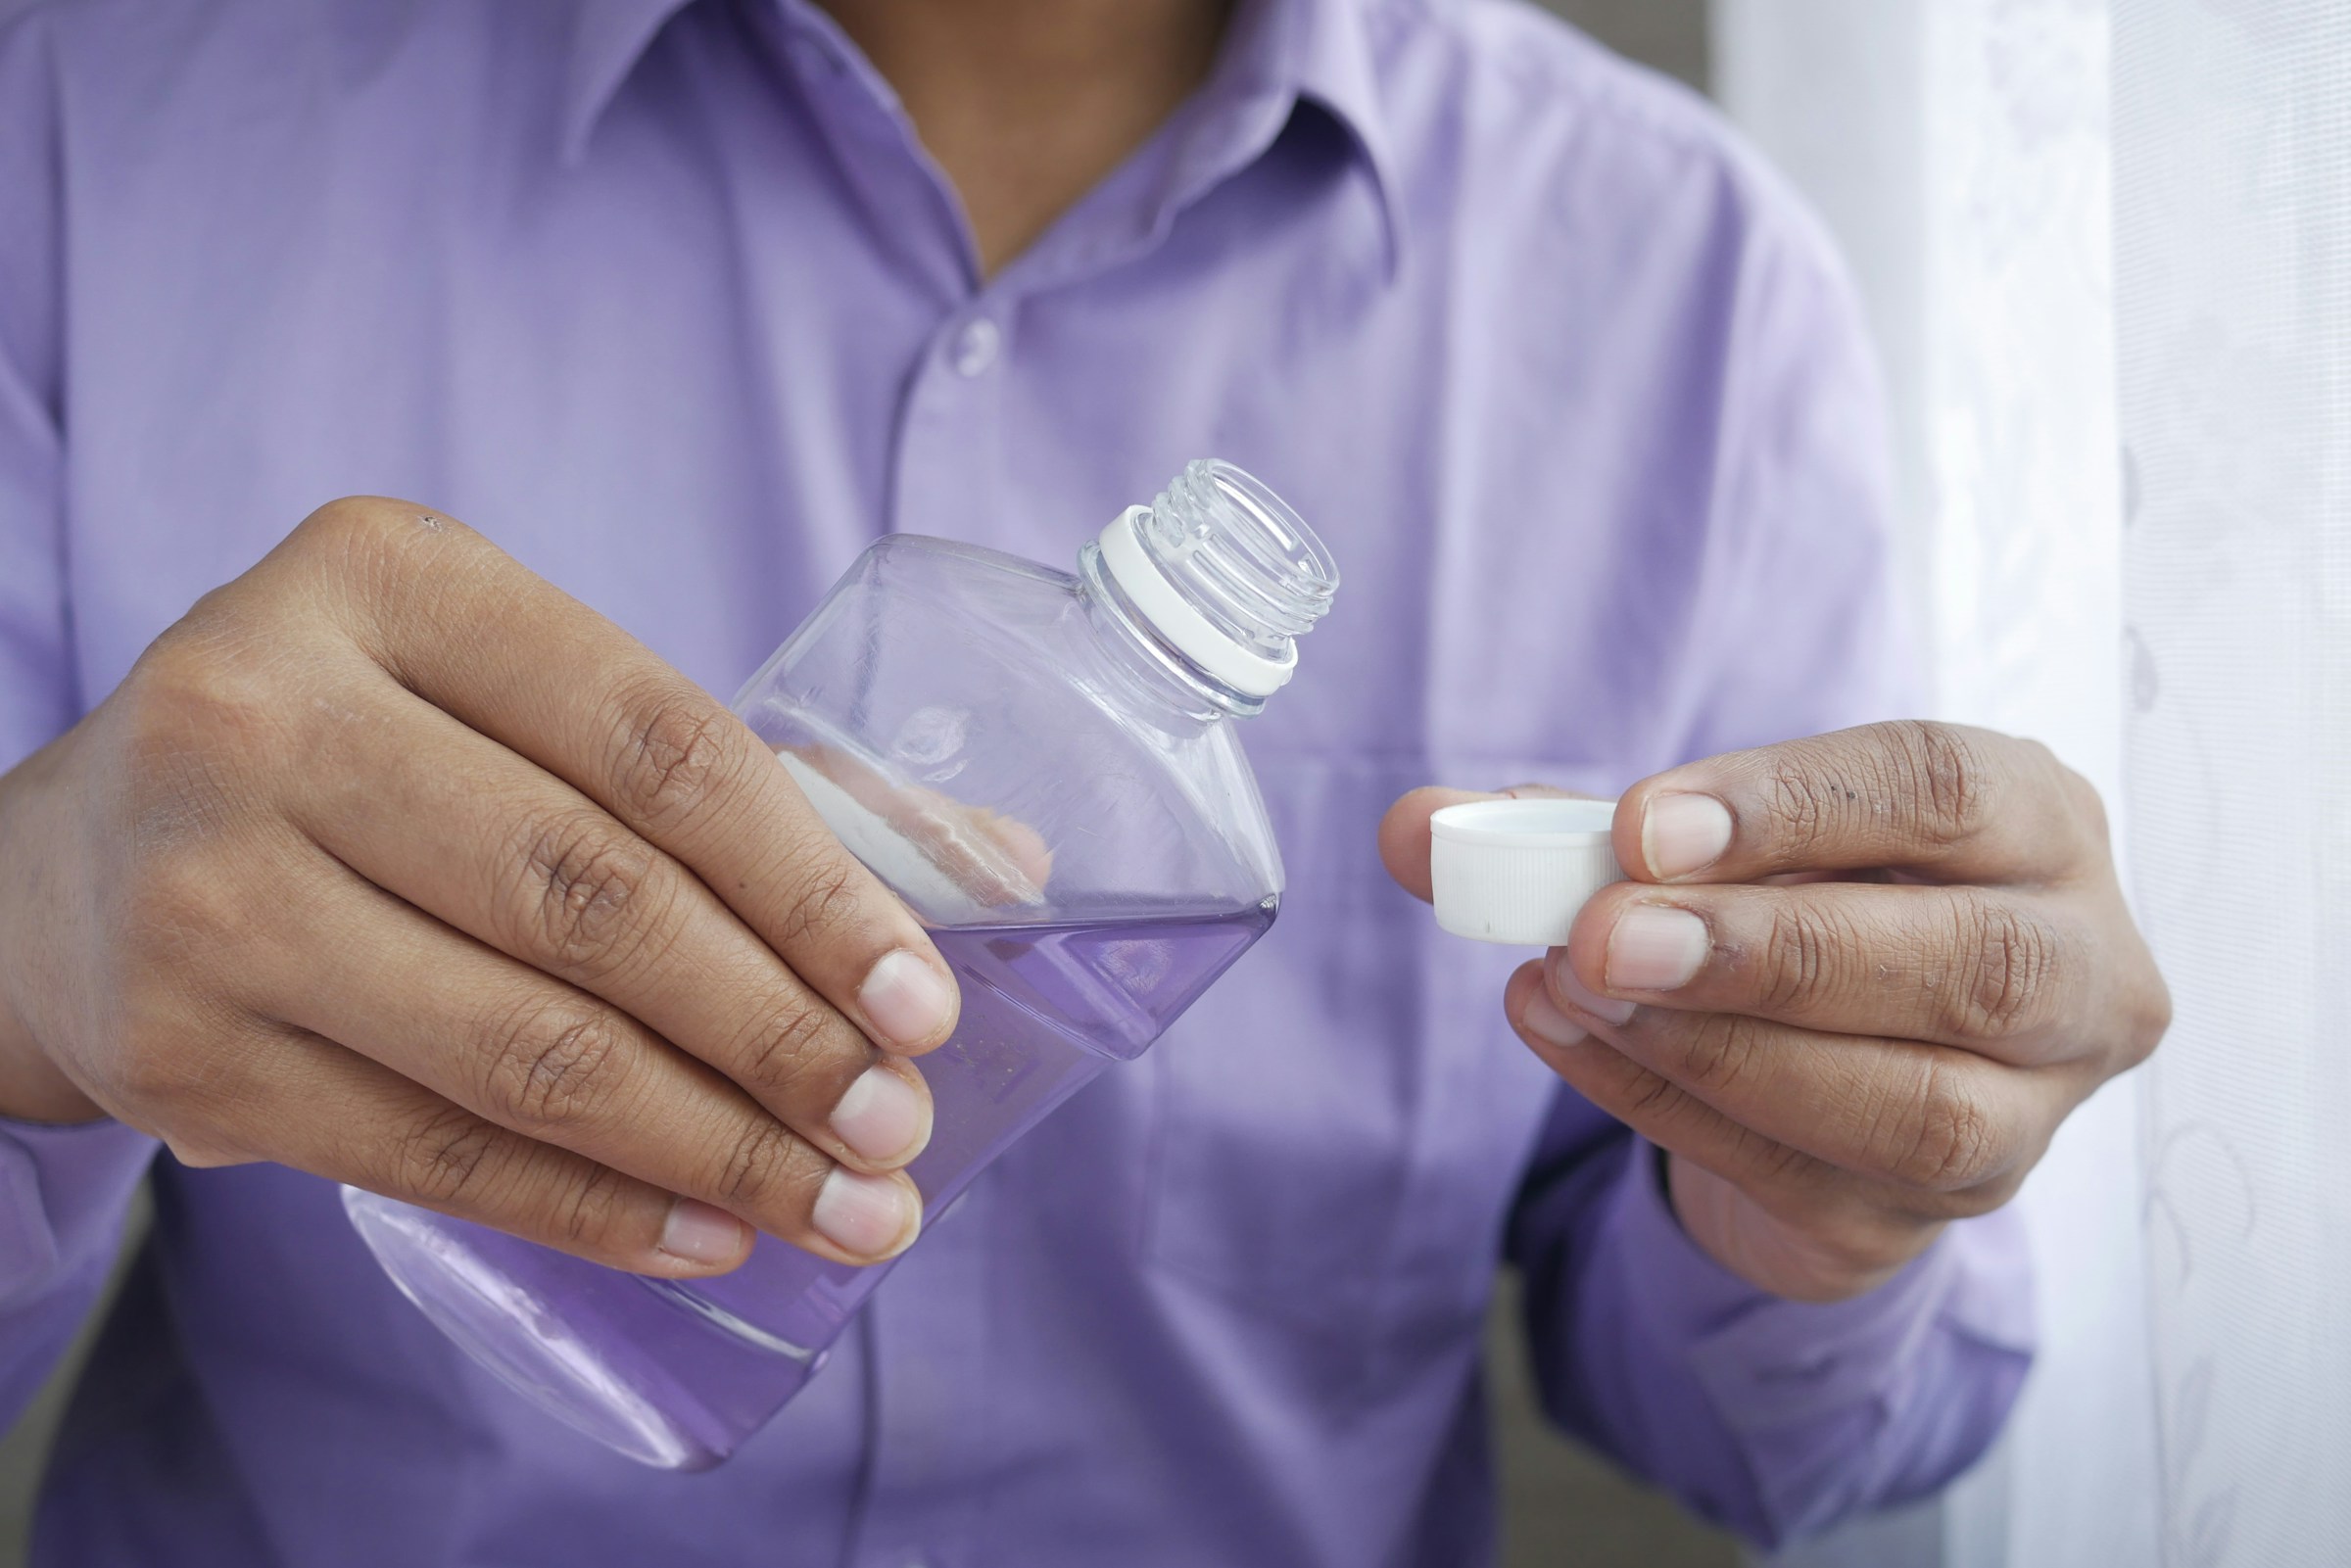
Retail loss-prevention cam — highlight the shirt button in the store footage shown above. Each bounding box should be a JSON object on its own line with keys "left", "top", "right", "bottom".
{"left": 951, "top": 317, "right": 1001, "bottom": 377}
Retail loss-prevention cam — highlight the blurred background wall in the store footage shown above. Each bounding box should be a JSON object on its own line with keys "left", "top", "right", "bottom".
{"left": 1546, "top": 0, "right": 1707, "bottom": 90}
{"left": 0, "top": 5, "right": 1731, "bottom": 1567}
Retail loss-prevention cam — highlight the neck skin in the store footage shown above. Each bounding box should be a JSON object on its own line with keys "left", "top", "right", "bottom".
{"left": 814, "top": 0, "right": 1235, "bottom": 277}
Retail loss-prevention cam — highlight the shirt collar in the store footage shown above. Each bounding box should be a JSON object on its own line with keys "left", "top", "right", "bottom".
{"left": 558, "top": 0, "right": 1405, "bottom": 271}
{"left": 559, "top": 0, "right": 698, "bottom": 166}
{"left": 1225, "top": 0, "right": 1404, "bottom": 270}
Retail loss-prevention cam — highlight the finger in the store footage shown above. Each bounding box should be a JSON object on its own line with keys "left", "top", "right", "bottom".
{"left": 1505, "top": 968, "right": 2021, "bottom": 1260}
{"left": 1378, "top": 787, "right": 1498, "bottom": 902}
{"left": 287, "top": 499, "right": 960, "bottom": 1055}
{"left": 258, "top": 863, "right": 921, "bottom": 1265}
{"left": 786, "top": 743, "right": 1053, "bottom": 909}
{"left": 1615, "top": 721, "right": 2106, "bottom": 886}
{"left": 1559, "top": 879, "right": 2093, "bottom": 1061}
{"left": 1532, "top": 960, "right": 2065, "bottom": 1203}
{"left": 152, "top": 1018, "right": 750, "bottom": 1276}
{"left": 1377, "top": 783, "right": 1607, "bottom": 903}
{"left": 1505, "top": 964, "right": 1901, "bottom": 1234}
{"left": 295, "top": 682, "right": 934, "bottom": 1174}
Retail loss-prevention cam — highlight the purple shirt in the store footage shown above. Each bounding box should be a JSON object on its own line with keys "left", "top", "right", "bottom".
{"left": 0, "top": 0, "right": 2033, "bottom": 1562}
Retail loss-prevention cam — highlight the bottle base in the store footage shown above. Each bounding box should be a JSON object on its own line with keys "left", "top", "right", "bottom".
{"left": 342, "top": 1187, "right": 818, "bottom": 1470}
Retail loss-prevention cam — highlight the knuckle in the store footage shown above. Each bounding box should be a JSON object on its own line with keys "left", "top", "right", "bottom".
{"left": 733, "top": 1000, "right": 844, "bottom": 1105}
{"left": 2064, "top": 764, "right": 2114, "bottom": 846}
{"left": 771, "top": 849, "right": 864, "bottom": 951}
{"left": 298, "top": 495, "right": 404, "bottom": 545}
{"left": 116, "top": 649, "right": 279, "bottom": 823}
{"left": 1885, "top": 721, "right": 1993, "bottom": 850}
{"left": 610, "top": 687, "right": 739, "bottom": 831}
{"left": 282, "top": 497, "right": 475, "bottom": 639}
{"left": 109, "top": 1022, "right": 204, "bottom": 1110}
{"left": 2122, "top": 962, "right": 2174, "bottom": 1069}
{"left": 123, "top": 853, "right": 246, "bottom": 957}
{"left": 1672, "top": 1013, "right": 1766, "bottom": 1098}
{"left": 1621, "top": 1066, "right": 1684, "bottom": 1123}
{"left": 552, "top": 1163, "right": 634, "bottom": 1252}
{"left": 1734, "top": 1125, "right": 1815, "bottom": 1188}
{"left": 1762, "top": 759, "right": 1842, "bottom": 860}
{"left": 481, "top": 999, "right": 631, "bottom": 1133}
{"left": 106, "top": 624, "right": 344, "bottom": 867}
{"left": 1919, "top": 1166, "right": 2029, "bottom": 1222}
{"left": 711, "top": 1117, "right": 805, "bottom": 1214}
{"left": 1756, "top": 902, "right": 1845, "bottom": 1015}
{"left": 1946, "top": 896, "right": 2066, "bottom": 1038}
{"left": 292, "top": 495, "right": 446, "bottom": 565}
{"left": 513, "top": 814, "right": 667, "bottom": 979}
{"left": 2013, "top": 736, "right": 2062, "bottom": 778}
{"left": 1892, "top": 1061, "right": 2005, "bottom": 1192}
{"left": 389, "top": 1103, "right": 506, "bottom": 1208}
{"left": 287, "top": 497, "right": 415, "bottom": 586}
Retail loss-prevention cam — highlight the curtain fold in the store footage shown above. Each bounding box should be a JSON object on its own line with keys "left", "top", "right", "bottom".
{"left": 1719, "top": 0, "right": 2351, "bottom": 1560}
{"left": 1714, "top": 1, "right": 2159, "bottom": 1561}
{"left": 2115, "top": 3, "right": 2351, "bottom": 1561}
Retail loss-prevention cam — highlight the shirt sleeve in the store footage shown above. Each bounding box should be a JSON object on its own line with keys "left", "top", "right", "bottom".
{"left": 1510, "top": 1123, "right": 2033, "bottom": 1547}
{"left": 0, "top": 7, "right": 161, "bottom": 1428}
{"left": 1506, "top": 153, "right": 2034, "bottom": 1547}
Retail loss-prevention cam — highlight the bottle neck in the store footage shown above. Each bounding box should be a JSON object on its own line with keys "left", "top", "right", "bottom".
{"left": 1076, "top": 460, "right": 1338, "bottom": 724}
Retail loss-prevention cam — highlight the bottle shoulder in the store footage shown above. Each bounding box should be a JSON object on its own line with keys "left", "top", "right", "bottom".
{"left": 739, "top": 539, "right": 1282, "bottom": 926}
{"left": 858, "top": 533, "right": 1079, "bottom": 601}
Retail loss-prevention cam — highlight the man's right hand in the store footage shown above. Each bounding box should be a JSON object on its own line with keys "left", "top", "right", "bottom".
{"left": 0, "top": 498, "right": 958, "bottom": 1275}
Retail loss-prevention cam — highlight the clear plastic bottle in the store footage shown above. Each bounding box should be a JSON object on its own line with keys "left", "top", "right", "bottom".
{"left": 342, "top": 459, "right": 1337, "bottom": 1469}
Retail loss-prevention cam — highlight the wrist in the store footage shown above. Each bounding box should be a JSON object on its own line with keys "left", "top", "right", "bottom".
{"left": 0, "top": 1000, "right": 95, "bottom": 1123}
{"left": 0, "top": 744, "right": 104, "bottom": 1124}
{"left": 1662, "top": 1150, "right": 1942, "bottom": 1304}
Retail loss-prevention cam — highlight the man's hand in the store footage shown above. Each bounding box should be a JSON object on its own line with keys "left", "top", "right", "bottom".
{"left": 0, "top": 499, "right": 961, "bottom": 1276}
{"left": 1382, "top": 722, "right": 2169, "bottom": 1303}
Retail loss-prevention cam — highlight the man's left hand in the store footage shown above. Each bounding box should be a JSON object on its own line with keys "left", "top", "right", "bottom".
{"left": 1381, "top": 722, "right": 2170, "bottom": 1304}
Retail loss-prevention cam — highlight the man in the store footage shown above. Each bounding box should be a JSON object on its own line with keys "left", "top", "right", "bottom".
{"left": 0, "top": 0, "right": 2167, "bottom": 1562}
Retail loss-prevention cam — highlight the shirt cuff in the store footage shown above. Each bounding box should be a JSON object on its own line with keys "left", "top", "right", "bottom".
{"left": 1606, "top": 1138, "right": 2035, "bottom": 1435}
{"left": 0, "top": 1113, "right": 156, "bottom": 1309}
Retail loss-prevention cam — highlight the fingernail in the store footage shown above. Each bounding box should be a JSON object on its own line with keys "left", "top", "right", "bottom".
{"left": 1607, "top": 905, "right": 1711, "bottom": 992}
{"left": 1550, "top": 957, "right": 1638, "bottom": 1024}
{"left": 831, "top": 1064, "right": 929, "bottom": 1164}
{"left": 1643, "top": 792, "right": 1734, "bottom": 879}
{"left": 812, "top": 1166, "right": 915, "bottom": 1259}
{"left": 1519, "top": 987, "right": 1589, "bottom": 1049}
{"left": 658, "top": 1199, "right": 749, "bottom": 1267}
{"left": 859, "top": 949, "right": 957, "bottom": 1049}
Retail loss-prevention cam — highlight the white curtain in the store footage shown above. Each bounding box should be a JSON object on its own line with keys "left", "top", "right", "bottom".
{"left": 2116, "top": 3, "right": 2351, "bottom": 1561}
{"left": 1713, "top": 0, "right": 2351, "bottom": 1560}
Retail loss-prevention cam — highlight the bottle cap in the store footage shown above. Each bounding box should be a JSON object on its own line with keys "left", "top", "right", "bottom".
{"left": 1429, "top": 798, "right": 1625, "bottom": 946}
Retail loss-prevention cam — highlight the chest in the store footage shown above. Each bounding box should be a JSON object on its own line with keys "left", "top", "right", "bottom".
{"left": 52, "top": 36, "right": 1691, "bottom": 1425}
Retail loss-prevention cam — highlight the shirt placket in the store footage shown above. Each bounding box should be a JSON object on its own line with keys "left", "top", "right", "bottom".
{"left": 890, "top": 296, "right": 1012, "bottom": 544}
{"left": 756, "top": 15, "right": 1316, "bottom": 1565}
{"left": 854, "top": 237, "right": 1015, "bottom": 1568}
{"left": 843, "top": 1180, "right": 1005, "bottom": 1568}
{"left": 756, "top": 16, "right": 1013, "bottom": 1568}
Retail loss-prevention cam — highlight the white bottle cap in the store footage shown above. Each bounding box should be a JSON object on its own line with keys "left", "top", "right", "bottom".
{"left": 1430, "top": 798, "right": 1625, "bottom": 946}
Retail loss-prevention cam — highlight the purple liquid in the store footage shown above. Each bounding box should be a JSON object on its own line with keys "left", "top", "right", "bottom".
{"left": 347, "top": 903, "right": 1272, "bottom": 1468}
